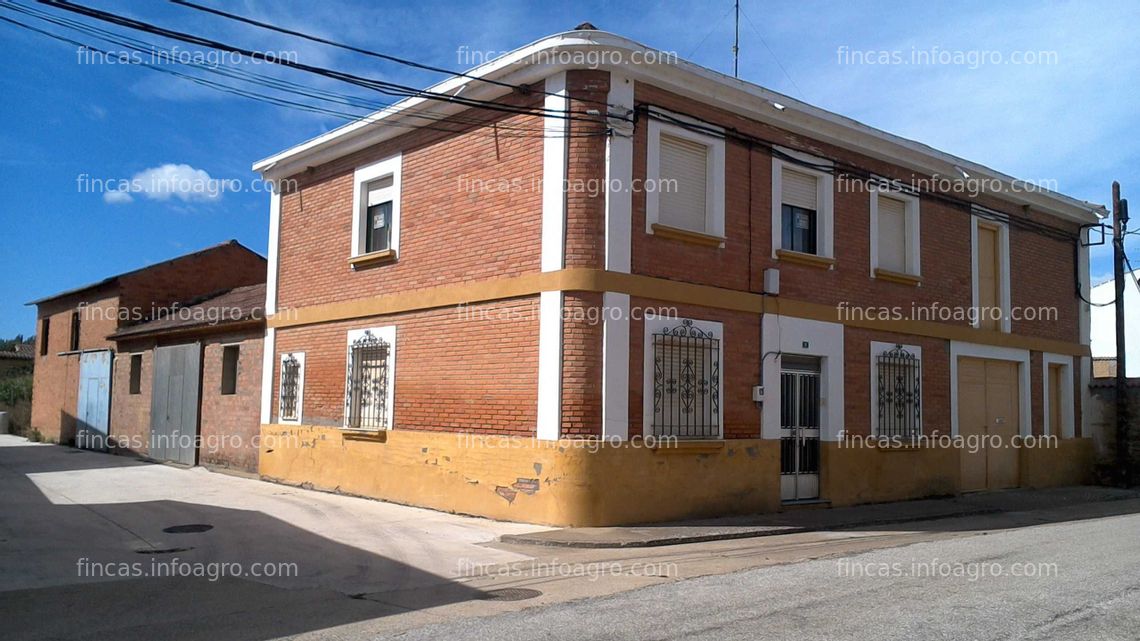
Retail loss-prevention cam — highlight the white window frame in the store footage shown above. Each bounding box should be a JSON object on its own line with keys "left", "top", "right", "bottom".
{"left": 1042, "top": 353, "right": 1075, "bottom": 439}
{"left": 642, "top": 314, "right": 724, "bottom": 439}
{"left": 771, "top": 148, "right": 835, "bottom": 259}
{"left": 344, "top": 325, "right": 396, "bottom": 431}
{"left": 870, "top": 341, "right": 924, "bottom": 437}
{"left": 351, "top": 154, "right": 402, "bottom": 258}
{"left": 970, "top": 215, "right": 1012, "bottom": 332}
{"left": 278, "top": 352, "right": 305, "bottom": 424}
{"left": 645, "top": 114, "right": 726, "bottom": 241}
{"left": 869, "top": 190, "right": 921, "bottom": 278}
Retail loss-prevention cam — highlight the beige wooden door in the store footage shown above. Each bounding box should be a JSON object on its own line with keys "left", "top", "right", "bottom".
{"left": 957, "top": 357, "right": 1020, "bottom": 491}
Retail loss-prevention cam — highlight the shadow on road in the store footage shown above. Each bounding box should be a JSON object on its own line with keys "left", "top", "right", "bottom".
{"left": 0, "top": 441, "right": 488, "bottom": 641}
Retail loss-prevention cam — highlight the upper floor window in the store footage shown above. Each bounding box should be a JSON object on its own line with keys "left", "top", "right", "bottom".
{"left": 772, "top": 151, "right": 834, "bottom": 263}
{"left": 645, "top": 116, "right": 725, "bottom": 245}
{"left": 39, "top": 318, "right": 49, "bottom": 356}
{"left": 972, "top": 215, "right": 1010, "bottom": 332}
{"left": 351, "top": 154, "right": 401, "bottom": 265}
{"left": 69, "top": 310, "right": 81, "bottom": 351}
{"left": 870, "top": 190, "right": 921, "bottom": 282}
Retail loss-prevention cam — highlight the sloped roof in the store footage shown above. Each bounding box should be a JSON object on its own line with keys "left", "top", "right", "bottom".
{"left": 108, "top": 283, "right": 266, "bottom": 340}
{"left": 26, "top": 240, "right": 263, "bottom": 305}
{"left": 0, "top": 344, "right": 34, "bottom": 361}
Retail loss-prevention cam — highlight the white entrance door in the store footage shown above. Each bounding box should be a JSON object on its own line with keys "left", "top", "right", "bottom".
{"left": 780, "top": 356, "right": 821, "bottom": 501}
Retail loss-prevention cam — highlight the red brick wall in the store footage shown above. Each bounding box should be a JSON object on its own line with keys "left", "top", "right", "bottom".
{"left": 118, "top": 242, "right": 266, "bottom": 320}
{"left": 109, "top": 342, "right": 152, "bottom": 457}
{"left": 842, "top": 328, "right": 952, "bottom": 437}
{"left": 199, "top": 330, "right": 263, "bottom": 472}
{"left": 275, "top": 100, "right": 545, "bottom": 311}
{"left": 30, "top": 291, "right": 119, "bottom": 443}
{"left": 630, "top": 82, "right": 1081, "bottom": 343}
{"left": 271, "top": 297, "right": 538, "bottom": 434}
{"left": 628, "top": 298, "right": 761, "bottom": 440}
{"left": 564, "top": 70, "right": 609, "bottom": 270}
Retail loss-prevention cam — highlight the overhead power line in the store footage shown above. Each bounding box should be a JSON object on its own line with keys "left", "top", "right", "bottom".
{"left": 1, "top": 2, "right": 609, "bottom": 140}
{"left": 35, "top": 0, "right": 615, "bottom": 127}
{"left": 167, "top": 0, "right": 621, "bottom": 112}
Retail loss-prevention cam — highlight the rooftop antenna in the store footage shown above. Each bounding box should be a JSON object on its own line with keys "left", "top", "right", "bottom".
{"left": 733, "top": 0, "right": 740, "bottom": 78}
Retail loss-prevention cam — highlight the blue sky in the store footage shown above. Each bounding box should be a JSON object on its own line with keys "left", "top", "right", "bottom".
{"left": 0, "top": 0, "right": 1136, "bottom": 338}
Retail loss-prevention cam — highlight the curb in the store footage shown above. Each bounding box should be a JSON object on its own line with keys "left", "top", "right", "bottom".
{"left": 499, "top": 507, "right": 1003, "bottom": 549}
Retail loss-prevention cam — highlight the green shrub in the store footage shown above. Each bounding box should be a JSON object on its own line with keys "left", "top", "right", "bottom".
{"left": 0, "top": 374, "right": 32, "bottom": 406}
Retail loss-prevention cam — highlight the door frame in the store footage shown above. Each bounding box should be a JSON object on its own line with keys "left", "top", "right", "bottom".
{"left": 779, "top": 357, "right": 821, "bottom": 501}
{"left": 949, "top": 341, "right": 1031, "bottom": 438}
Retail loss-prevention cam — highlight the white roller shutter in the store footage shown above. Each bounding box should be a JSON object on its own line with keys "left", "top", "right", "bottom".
{"left": 367, "top": 175, "right": 395, "bottom": 206}
{"left": 782, "top": 168, "right": 818, "bottom": 210}
{"left": 658, "top": 134, "right": 709, "bottom": 232}
{"left": 877, "top": 195, "right": 908, "bottom": 273}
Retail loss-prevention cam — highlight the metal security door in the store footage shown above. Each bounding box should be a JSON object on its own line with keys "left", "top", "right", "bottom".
{"left": 150, "top": 344, "right": 201, "bottom": 465}
{"left": 76, "top": 350, "right": 112, "bottom": 450}
{"left": 780, "top": 357, "right": 821, "bottom": 501}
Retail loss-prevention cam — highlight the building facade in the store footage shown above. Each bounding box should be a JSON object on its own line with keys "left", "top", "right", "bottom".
{"left": 28, "top": 241, "right": 266, "bottom": 451}
{"left": 254, "top": 30, "right": 1104, "bottom": 526}
{"left": 108, "top": 284, "right": 266, "bottom": 473}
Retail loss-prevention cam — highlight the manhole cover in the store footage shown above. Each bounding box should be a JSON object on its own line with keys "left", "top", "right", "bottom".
{"left": 136, "top": 547, "right": 193, "bottom": 555}
{"left": 163, "top": 524, "right": 214, "bottom": 534}
{"left": 479, "top": 588, "right": 542, "bottom": 601}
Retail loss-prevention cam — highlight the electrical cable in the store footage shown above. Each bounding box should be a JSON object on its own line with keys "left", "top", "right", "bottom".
{"left": 36, "top": 0, "right": 615, "bottom": 127}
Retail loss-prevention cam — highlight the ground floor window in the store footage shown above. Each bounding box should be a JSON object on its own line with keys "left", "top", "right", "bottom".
{"left": 873, "top": 342, "right": 923, "bottom": 438}
{"left": 345, "top": 326, "right": 396, "bottom": 430}
{"left": 279, "top": 352, "right": 305, "bottom": 423}
{"left": 645, "top": 317, "right": 722, "bottom": 439}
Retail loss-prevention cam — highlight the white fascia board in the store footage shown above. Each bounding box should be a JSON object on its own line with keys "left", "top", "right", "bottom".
{"left": 252, "top": 31, "right": 1104, "bottom": 224}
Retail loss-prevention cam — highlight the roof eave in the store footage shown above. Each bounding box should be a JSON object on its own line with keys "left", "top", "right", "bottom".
{"left": 252, "top": 30, "right": 1105, "bottom": 224}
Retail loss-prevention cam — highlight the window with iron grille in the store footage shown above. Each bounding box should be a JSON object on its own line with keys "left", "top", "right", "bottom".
{"left": 345, "top": 328, "right": 395, "bottom": 430}
{"left": 647, "top": 318, "right": 722, "bottom": 439}
{"left": 279, "top": 352, "right": 304, "bottom": 423}
{"left": 875, "top": 344, "right": 922, "bottom": 438}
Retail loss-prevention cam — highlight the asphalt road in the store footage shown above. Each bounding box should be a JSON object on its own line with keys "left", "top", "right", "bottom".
{"left": 378, "top": 511, "right": 1140, "bottom": 641}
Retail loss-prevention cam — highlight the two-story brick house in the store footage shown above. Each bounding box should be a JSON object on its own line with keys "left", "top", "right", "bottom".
{"left": 254, "top": 29, "right": 1104, "bottom": 526}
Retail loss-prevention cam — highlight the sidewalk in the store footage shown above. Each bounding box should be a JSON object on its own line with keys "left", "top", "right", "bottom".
{"left": 500, "top": 486, "right": 1140, "bottom": 548}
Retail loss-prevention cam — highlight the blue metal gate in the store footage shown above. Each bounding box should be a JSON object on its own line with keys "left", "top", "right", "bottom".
{"left": 77, "top": 350, "right": 112, "bottom": 450}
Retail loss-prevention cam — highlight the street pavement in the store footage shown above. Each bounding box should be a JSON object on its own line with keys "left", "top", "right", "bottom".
{"left": 3, "top": 434, "right": 1139, "bottom": 641}
{"left": 377, "top": 508, "right": 1140, "bottom": 641}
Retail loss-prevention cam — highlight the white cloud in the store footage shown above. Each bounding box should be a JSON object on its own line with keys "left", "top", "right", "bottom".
{"left": 105, "top": 163, "right": 224, "bottom": 204}
{"left": 103, "top": 190, "right": 133, "bottom": 204}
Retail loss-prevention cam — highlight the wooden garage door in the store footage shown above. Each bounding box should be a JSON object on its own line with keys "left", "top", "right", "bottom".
{"left": 958, "top": 357, "right": 1020, "bottom": 491}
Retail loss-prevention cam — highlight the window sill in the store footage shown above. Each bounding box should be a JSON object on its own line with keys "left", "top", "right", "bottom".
{"left": 650, "top": 223, "right": 725, "bottom": 248}
{"left": 348, "top": 249, "right": 396, "bottom": 270}
{"left": 341, "top": 428, "right": 389, "bottom": 443}
{"left": 651, "top": 439, "right": 725, "bottom": 454}
{"left": 873, "top": 268, "right": 922, "bottom": 286}
{"left": 775, "top": 249, "right": 835, "bottom": 269}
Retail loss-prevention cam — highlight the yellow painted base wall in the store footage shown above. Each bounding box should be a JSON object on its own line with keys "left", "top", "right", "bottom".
{"left": 821, "top": 438, "right": 1097, "bottom": 507}
{"left": 259, "top": 425, "right": 781, "bottom": 527}
{"left": 260, "top": 426, "right": 1099, "bottom": 526}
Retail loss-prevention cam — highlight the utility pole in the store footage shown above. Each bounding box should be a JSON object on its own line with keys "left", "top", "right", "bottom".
{"left": 733, "top": 0, "right": 740, "bottom": 78}
{"left": 1112, "top": 181, "right": 1130, "bottom": 485}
